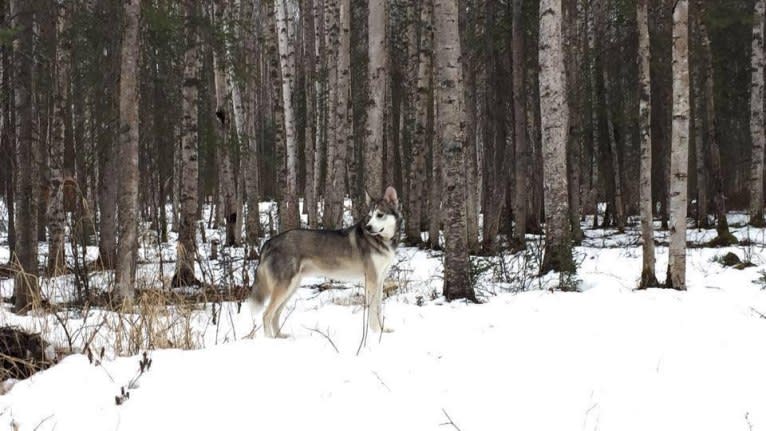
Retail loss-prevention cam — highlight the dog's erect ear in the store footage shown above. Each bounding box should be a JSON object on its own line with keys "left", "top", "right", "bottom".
{"left": 383, "top": 186, "right": 398, "bottom": 208}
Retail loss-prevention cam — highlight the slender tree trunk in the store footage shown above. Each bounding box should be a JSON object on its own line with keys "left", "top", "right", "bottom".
{"left": 312, "top": 0, "right": 325, "bottom": 227}
{"left": 512, "top": 0, "right": 528, "bottom": 249}
{"left": 565, "top": 0, "right": 585, "bottom": 243}
{"left": 303, "top": 0, "right": 318, "bottom": 229}
{"left": 427, "top": 99, "right": 442, "bottom": 250}
{"left": 96, "top": 0, "right": 119, "bottom": 270}
{"left": 751, "top": 0, "right": 766, "bottom": 226}
{"left": 1, "top": 36, "right": 14, "bottom": 261}
{"left": 115, "top": 0, "right": 141, "bottom": 302}
{"left": 464, "top": 68, "right": 480, "bottom": 253}
{"left": 265, "top": 0, "right": 286, "bottom": 230}
{"left": 47, "top": 2, "right": 71, "bottom": 275}
{"left": 401, "top": 0, "right": 418, "bottom": 234}
{"left": 691, "top": 23, "right": 708, "bottom": 229}
{"left": 325, "top": 0, "right": 349, "bottom": 229}
{"left": 697, "top": 0, "right": 734, "bottom": 244}
{"left": 434, "top": 0, "right": 475, "bottom": 302}
{"left": 364, "top": 0, "right": 387, "bottom": 198}
{"left": 667, "top": 0, "right": 689, "bottom": 291}
{"left": 405, "top": 0, "right": 433, "bottom": 246}
{"left": 603, "top": 65, "right": 625, "bottom": 232}
{"left": 539, "top": 0, "right": 574, "bottom": 279}
{"left": 11, "top": 0, "right": 39, "bottom": 313}
{"left": 587, "top": 0, "right": 601, "bottom": 230}
{"left": 638, "top": 0, "right": 658, "bottom": 288}
{"left": 276, "top": 0, "right": 300, "bottom": 231}
{"left": 174, "top": 0, "right": 201, "bottom": 287}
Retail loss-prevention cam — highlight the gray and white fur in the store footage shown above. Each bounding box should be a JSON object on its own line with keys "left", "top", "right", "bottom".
{"left": 251, "top": 186, "right": 402, "bottom": 338}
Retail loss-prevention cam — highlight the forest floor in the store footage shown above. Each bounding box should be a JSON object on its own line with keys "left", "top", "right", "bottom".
{"left": 0, "top": 203, "right": 765, "bottom": 431}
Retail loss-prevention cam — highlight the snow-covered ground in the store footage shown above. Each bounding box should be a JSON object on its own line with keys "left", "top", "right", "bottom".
{"left": 1, "top": 206, "right": 766, "bottom": 430}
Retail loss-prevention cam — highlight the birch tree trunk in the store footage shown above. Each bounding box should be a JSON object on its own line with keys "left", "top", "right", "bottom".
{"left": 322, "top": 0, "right": 339, "bottom": 229}
{"left": 324, "top": 0, "right": 349, "bottom": 229}
{"left": 243, "top": 0, "right": 262, "bottom": 253}
{"left": 667, "top": 0, "right": 690, "bottom": 291}
{"left": 512, "top": 0, "right": 528, "bottom": 250}
{"left": 751, "top": 0, "right": 766, "bottom": 226}
{"left": 115, "top": 0, "right": 140, "bottom": 302}
{"left": 47, "top": 2, "right": 71, "bottom": 275}
{"left": 265, "top": 0, "right": 287, "bottom": 231}
{"left": 276, "top": 0, "right": 300, "bottom": 231}
{"left": 434, "top": 0, "right": 476, "bottom": 302}
{"left": 212, "top": 0, "right": 239, "bottom": 245}
{"left": 303, "top": 0, "right": 318, "bottom": 229}
{"left": 539, "top": 0, "right": 574, "bottom": 279}
{"left": 174, "top": 0, "right": 201, "bottom": 287}
{"left": 637, "top": 0, "right": 658, "bottom": 288}
{"left": 225, "top": 2, "right": 246, "bottom": 243}
{"left": 11, "top": 0, "right": 39, "bottom": 313}
{"left": 405, "top": 0, "right": 433, "bottom": 246}
{"left": 364, "top": 0, "right": 387, "bottom": 197}
{"left": 312, "top": 0, "right": 325, "bottom": 227}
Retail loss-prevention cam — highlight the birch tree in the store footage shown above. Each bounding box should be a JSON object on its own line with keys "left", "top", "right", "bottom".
{"left": 667, "top": 0, "right": 689, "bottom": 291}
{"left": 115, "top": 0, "right": 141, "bottom": 302}
{"left": 638, "top": 0, "right": 658, "bottom": 288}
{"left": 364, "top": 0, "right": 387, "bottom": 197}
{"left": 750, "top": 0, "right": 766, "bottom": 226}
{"left": 276, "top": 0, "right": 300, "bottom": 230}
{"left": 434, "top": 0, "right": 476, "bottom": 302}
{"left": 539, "top": 0, "right": 574, "bottom": 279}
{"left": 405, "top": 0, "right": 432, "bottom": 245}
{"left": 174, "top": 0, "right": 201, "bottom": 287}
{"left": 324, "top": 0, "right": 349, "bottom": 229}
{"left": 47, "top": 2, "right": 71, "bottom": 275}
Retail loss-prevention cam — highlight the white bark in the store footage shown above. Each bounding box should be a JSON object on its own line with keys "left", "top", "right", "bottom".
{"left": 667, "top": 0, "right": 689, "bottom": 290}
{"left": 539, "top": 0, "right": 574, "bottom": 278}
{"left": 276, "top": 0, "right": 300, "bottom": 230}
{"left": 364, "top": 0, "right": 388, "bottom": 197}
{"left": 434, "top": 0, "right": 475, "bottom": 301}
{"left": 637, "top": 0, "right": 657, "bottom": 287}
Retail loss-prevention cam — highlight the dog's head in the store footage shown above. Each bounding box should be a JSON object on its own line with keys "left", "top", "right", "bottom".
{"left": 363, "top": 186, "right": 401, "bottom": 241}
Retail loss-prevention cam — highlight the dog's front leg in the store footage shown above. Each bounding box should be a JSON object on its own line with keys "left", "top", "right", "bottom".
{"left": 365, "top": 274, "right": 384, "bottom": 333}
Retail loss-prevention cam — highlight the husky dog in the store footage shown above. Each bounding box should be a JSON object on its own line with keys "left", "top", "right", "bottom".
{"left": 251, "top": 186, "right": 402, "bottom": 338}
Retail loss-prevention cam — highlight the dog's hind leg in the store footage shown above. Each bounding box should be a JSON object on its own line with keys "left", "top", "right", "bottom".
{"left": 263, "top": 274, "right": 301, "bottom": 338}
{"left": 271, "top": 274, "right": 302, "bottom": 338}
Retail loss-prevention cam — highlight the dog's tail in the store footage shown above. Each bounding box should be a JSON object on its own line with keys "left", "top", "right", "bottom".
{"left": 249, "top": 263, "right": 271, "bottom": 313}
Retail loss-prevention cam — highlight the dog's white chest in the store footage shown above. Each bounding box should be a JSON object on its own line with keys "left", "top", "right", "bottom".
{"left": 371, "top": 249, "right": 395, "bottom": 277}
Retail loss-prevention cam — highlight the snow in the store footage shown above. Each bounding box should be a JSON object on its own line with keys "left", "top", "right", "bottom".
{"left": 1, "top": 207, "right": 766, "bottom": 430}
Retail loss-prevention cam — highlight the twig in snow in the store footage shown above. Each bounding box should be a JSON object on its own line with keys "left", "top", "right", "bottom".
{"left": 32, "top": 414, "right": 54, "bottom": 431}
{"left": 440, "top": 409, "right": 462, "bottom": 431}
{"left": 303, "top": 326, "right": 339, "bottom": 353}
{"left": 751, "top": 307, "right": 766, "bottom": 320}
{"left": 371, "top": 370, "right": 391, "bottom": 392}
{"left": 745, "top": 412, "right": 754, "bottom": 431}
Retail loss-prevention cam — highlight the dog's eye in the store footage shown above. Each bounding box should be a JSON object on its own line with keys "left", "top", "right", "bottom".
{"left": 376, "top": 213, "right": 383, "bottom": 219}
